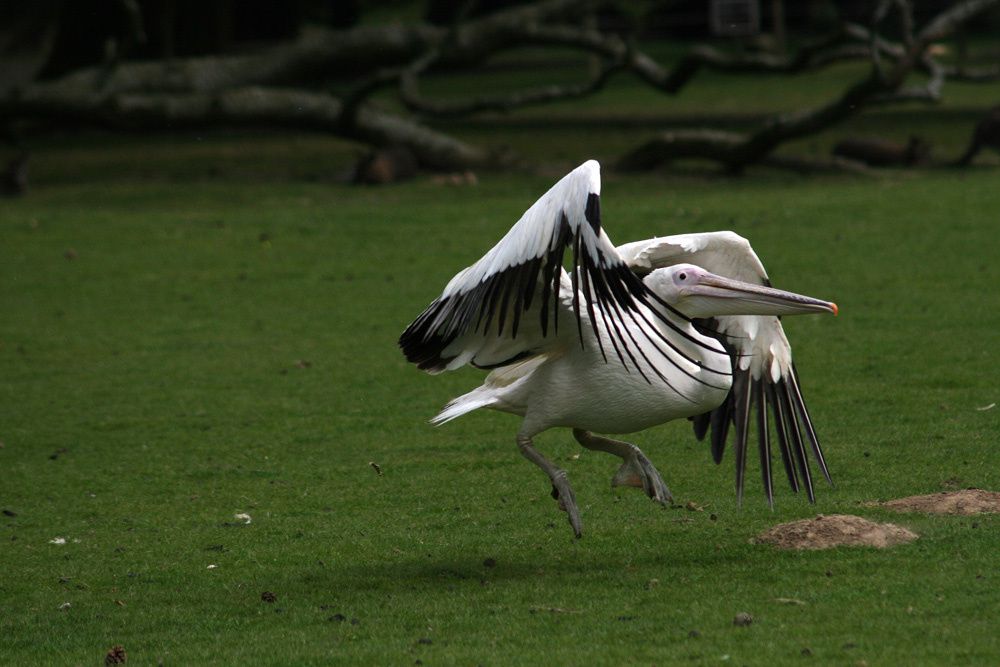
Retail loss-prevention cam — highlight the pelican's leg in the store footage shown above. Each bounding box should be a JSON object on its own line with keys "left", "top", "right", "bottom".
{"left": 517, "top": 433, "right": 582, "bottom": 538}
{"left": 572, "top": 429, "right": 672, "bottom": 505}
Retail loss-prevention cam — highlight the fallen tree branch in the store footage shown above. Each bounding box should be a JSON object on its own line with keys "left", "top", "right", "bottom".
{"left": 944, "top": 63, "right": 1000, "bottom": 82}
{"left": 5, "top": 0, "right": 586, "bottom": 99}
{"left": 399, "top": 47, "right": 626, "bottom": 116}
{"left": 616, "top": 129, "right": 744, "bottom": 170}
{"left": 626, "top": 21, "right": 919, "bottom": 96}
{"left": 0, "top": 0, "right": 592, "bottom": 169}
{"left": 388, "top": 15, "right": 905, "bottom": 120}
{"left": 2, "top": 86, "right": 493, "bottom": 169}
{"left": 4, "top": 0, "right": 996, "bottom": 174}
{"left": 617, "top": 0, "right": 1000, "bottom": 174}
{"left": 616, "top": 129, "right": 874, "bottom": 175}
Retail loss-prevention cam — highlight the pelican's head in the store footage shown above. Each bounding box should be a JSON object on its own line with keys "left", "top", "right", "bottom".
{"left": 645, "top": 264, "right": 838, "bottom": 318}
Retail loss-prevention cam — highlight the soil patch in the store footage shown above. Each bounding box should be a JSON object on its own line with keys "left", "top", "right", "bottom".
{"left": 881, "top": 489, "right": 1000, "bottom": 515}
{"left": 754, "top": 514, "right": 918, "bottom": 550}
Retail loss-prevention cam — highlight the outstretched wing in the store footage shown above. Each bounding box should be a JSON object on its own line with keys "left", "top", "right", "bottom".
{"left": 617, "top": 231, "right": 833, "bottom": 506}
{"left": 399, "top": 161, "right": 710, "bottom": 386}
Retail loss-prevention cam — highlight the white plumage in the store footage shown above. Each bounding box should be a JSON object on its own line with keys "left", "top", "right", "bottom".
{"left": 400, "top": 161, "right": 837, "bottom": 537}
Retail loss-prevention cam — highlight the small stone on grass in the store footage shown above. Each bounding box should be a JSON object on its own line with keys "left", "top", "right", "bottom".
{"left": 104, "top": 644, "right": 127, "bottom": 664}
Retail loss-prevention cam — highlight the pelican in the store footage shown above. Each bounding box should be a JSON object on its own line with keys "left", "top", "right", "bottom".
{"left": 399, "top": 161, "right": 837, "bottom": 537}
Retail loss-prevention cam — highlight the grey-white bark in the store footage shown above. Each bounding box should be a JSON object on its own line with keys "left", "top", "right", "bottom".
{"left": 2, "top": 0, "right": 998, "bottom": 173}
{"left": 617, "top": 0, "right": 1000, "bottom": 174}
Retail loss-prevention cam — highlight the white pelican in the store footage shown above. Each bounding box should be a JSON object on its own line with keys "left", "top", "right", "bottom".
{"left": 399, "top": 161, "right": 837, "bottom": 537}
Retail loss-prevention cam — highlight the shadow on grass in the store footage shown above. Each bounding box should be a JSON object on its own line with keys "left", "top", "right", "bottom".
{"left": 299, "top": 542, "right": 759, "bottom": 596}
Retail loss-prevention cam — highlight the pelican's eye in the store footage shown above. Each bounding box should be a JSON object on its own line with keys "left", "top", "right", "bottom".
{"left": 678, "top": 272, "right": 687, "bottom": 281}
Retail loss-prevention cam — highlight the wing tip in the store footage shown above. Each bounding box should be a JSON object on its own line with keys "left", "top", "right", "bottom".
{"left": 398, "top": 323, "right": 454, "bottom": 374}
{"left": 574, "top": 159, "right": 602, "bottom": 195}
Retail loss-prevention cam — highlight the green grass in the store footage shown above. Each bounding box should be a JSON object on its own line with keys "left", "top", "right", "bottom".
{"left": 4, "top": 64, "right": 1000, "bottom": 663}
{"left": 4, "top": 155, "right": 1000, "bottom": 665}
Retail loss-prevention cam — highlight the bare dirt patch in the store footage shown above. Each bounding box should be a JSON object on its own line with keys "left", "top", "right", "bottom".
{"left": 880, "top": 489, "right": 1000, "bottom": 515}
{"left": 754, "top": 514, "right": 918, "bottom": 550}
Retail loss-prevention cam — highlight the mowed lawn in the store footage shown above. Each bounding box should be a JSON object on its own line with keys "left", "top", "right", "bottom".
{"left": 2, "top": 142, "right": 1000, "bottom": 665}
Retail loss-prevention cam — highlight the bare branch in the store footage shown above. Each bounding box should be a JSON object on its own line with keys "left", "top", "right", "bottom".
{"left": 944, "top": 63, "right": 1000, "bottom": 82}
{"left": 617, "top": 130, "right": 744, "bottom": 170}
{"left": 6, "top": 0, "right": 997, "bottom": 176}
{"left": 19, "top": 1, "right": 589, "bottom": 99}
{"left": 394, "top": 7, "right": 621, "bottom": 117}
{"left": 1, "top": 84, "right": 493, "bottom": 169}
{"left": 393, "top": 15, "right": 900, "bottom": 118}
{"left": 919, "top": 0, "right": 1000, "bottom": 42}
{"left": 617, "top": 129, "right": 874, "bottom": 175}
{"left": 399, "top": 49, "right": 625, "bottom": 117}
{"left": 0, "top": 1, "right": 591, "bottom": 170}
{"left": 627, "top": 21, "right": 907, "bottom": 95}
{"left": 618, "top": 0, "right": 1000, "bottom": 174}
{"left": 118, "top": 0, "right": 148, "bottom": 50}
{"left": 338, "top": 68, "right": 406, "bottom": 130}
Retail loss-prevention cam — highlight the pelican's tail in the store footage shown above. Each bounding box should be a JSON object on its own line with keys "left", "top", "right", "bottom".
{"left": 430, "top": 354, "right": 546, "bottom": 425}
{"left": 431, "top": 385, "right": 498, "bottom": 425}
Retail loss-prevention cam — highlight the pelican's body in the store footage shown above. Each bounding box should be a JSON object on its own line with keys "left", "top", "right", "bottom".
{"left": 400, "top": 161, "right": 837, "bottom": 537}
{"left": 442, "top": 299, "right": 732, "bottom": 436}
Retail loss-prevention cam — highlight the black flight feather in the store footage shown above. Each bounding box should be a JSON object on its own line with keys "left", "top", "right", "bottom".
{"left": 753, "top": 378, "right": 774, "bottom": 508}
{"left": 688, "top": 309, "right": 833, "bottom": 507}
{"left": 766, "top": 381, "right": 799, "bottom": 493}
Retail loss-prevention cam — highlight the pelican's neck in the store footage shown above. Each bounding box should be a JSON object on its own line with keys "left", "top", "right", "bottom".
{"left": 645, "top": 300, "right": 731, "bottom": 373}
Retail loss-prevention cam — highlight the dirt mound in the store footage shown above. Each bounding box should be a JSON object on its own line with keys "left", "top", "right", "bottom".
{"left": 754, "top": 514, "right": 918, "bottom": 550}
{"left": 881, "top": 489, "right": 1000, "bottom": 515}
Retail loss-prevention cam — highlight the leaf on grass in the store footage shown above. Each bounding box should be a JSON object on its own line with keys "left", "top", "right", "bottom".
{"left": 774, "top": 597, "right": 806, "bottom": 606}
{"left": 529, "top": 606, "right": 581, "bottom": 614}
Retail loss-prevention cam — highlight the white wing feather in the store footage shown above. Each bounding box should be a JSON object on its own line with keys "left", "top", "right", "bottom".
{"left": 400, "top": 161, "right": 671, "bottom": 375}
{"left": 440, "top": 161, "right": 601, "bottom": 298}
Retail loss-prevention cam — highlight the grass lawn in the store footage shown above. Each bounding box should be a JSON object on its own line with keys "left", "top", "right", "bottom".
{"left": 3, "top": 70, "right": 1000, "bottom": 663}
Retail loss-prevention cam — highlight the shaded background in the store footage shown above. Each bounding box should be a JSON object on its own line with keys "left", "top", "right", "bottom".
{"left": 3, "top": 0, "right": 999, "bottom": 187}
